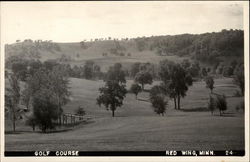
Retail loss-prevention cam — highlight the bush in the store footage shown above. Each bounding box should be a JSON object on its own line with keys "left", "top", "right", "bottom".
{"left": 150, "top": 85, "right": 168, "bottom": 116}
{"left": 150, "top": 96, "right": 168, "bottom": 116}
{"left": 215, "top": 95, "right": 227, "bottom": 116}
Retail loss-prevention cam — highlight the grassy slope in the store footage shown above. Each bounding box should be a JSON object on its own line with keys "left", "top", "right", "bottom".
{"left": 5, "top": 77, "right": 244, "bottom": 151}
{"left": 6, "top": 41, "right": 196, "bottom": 72}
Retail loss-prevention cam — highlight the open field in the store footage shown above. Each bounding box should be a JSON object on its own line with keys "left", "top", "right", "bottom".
{"left": 5, "top": 77, "right": 244, "bottom": 151}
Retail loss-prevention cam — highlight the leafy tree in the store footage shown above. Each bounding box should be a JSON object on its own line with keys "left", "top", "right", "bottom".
{"left": 135, "top": 71, "right": 153, "bottom": 90}
{"left": 149, "top": 85, "right": 168, "bottom": 115}
{"left": 97, "top": 63, "right": 127, "bottom": 117}
{"left": 159, "top": 60, "right": 177, "bottom": 108}
{"left": 27, "top": 59, "right": 43, "bottom": 76}
{"left": 205, "top": 76, "right": 214, "bottom": 93}
{"left": 84, "top": 60, "right": 94, "bottom": 79}
{"left": 105, "top": 63, "right": 126, "bottom": 83}
{"left": 207, "top": 95, "right": 216, "bottom": 115}
{"left": 93, "top": 64, "right": 102, "bottom": 79}
{"left": 159, "top": 60, "right": 192, "bottom": 110}
{"left": 11, "top": 60, "right": 28, "bottom": 81}
{"left": 5, "top": 74, "right": 20, "bottom": 132}
{"left": 216, "top": 95, "right": 227, "bottom": 116}
{"left": 33, "top": 89, "right": 59, "bottom": 133}
{"left": 169, "top": 64, "right": 193, "bottom": 109}
{"left": 24, "top": 66, "right": 70, "bottom": 126}
{"left": 233, "top": 66, "right": 244, "bottom": 96}
{"left": 189, "top": 61, "right": 200, "bottom": 77}
{"left": 130, "top": 83, "right": 142, "bottom": 99}
{"left": 49, "top": 65, "right": 70, "bottom": 121}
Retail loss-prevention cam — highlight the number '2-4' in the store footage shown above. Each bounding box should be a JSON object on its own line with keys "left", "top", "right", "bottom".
{"left": 225, "top": 150, "right": 233, "bottom": 155}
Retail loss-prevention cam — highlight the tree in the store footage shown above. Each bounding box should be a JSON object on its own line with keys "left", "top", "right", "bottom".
{"left": 149, "top": 85, "right": 168, "bottom": 116}
{"left": 84, "top": 60, "right": 94, "bottom": 79}
{"left": 169, "top": 65, "right": 193, "bottom": 110}
{"left": 11, "top": 60, "right": 28, "bottom": 81}
{"left": 233, "top": 68, "right": 244, "bottom": 96}
{"left": 216, "top": 95, "right": 227, "bottom": 116}
{"left": 135, "top": 71, "right": 153, "bottom": 90}
{"left": 159, "top": 60, "right": 192, "bottom": 110}
{"left": 130, "top": 83, "right": 142, "bottom": 99}
{"left": 207, "top": 95, "right": 216, "bottom": 115}
{"left": 205, "top": 76, "right": 214, "bottom": 93}
{"left": 189, "top": 61, "right": 200, "bottom": 77}
{"left": 105, "top": 63, "right": 126, "bottom": 83}
{"left": 159, "top": 60, "right": 177, "bottom": 108}
{"left": 5, "top": 74, "right": 20, "bottom": 132}
{"left": 33, "top": 89, "right": 59, "bottom": 133}
{"left": 49, "top": 66, "right": 70, "bottom": 123}
{"left": 25, "top": 65, "right": 70, "bottom": 126}
{"left": 97, "top": 63, "right": 127, "bottom": 117}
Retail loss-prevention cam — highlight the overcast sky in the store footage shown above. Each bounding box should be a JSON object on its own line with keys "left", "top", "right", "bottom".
{"left": 1, "top": 1, "right": 245, "bottom": 43}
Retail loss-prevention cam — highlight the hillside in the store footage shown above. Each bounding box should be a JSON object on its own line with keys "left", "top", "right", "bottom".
{"left": 5, "top": 29, "right": 244, "bottom": 71}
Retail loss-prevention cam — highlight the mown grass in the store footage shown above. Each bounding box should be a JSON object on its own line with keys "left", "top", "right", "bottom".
{"left": 5, "top": 77, "right": 244, "bottom": 151}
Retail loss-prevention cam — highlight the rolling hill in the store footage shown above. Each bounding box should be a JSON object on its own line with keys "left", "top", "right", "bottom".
{"left": 5, "top": 29, "right": 244, "bottom": 72}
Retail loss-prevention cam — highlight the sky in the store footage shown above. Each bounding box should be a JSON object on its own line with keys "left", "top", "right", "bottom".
{"left": 1, "top": 1, "right": 245, "bottom": 44}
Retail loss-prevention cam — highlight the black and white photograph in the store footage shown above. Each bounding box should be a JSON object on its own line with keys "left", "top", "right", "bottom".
{"left": 0, "top": 1, "right": 249, "bottom": 161}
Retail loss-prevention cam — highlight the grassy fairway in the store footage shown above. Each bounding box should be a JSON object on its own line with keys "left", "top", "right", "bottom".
{"left": 5, "top": 77, "right": 244, "bottom": 151}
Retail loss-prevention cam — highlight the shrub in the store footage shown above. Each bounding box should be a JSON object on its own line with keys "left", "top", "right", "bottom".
{"left": 150, "top": 96, "right": 168, "bottom": 116}
{"left": 150, "top": 85, "right": 168, "bottom": 116}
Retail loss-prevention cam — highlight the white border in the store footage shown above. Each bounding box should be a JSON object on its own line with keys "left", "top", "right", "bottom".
{"left": 0, "top": 1, "right": 249, "bottom": 162}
